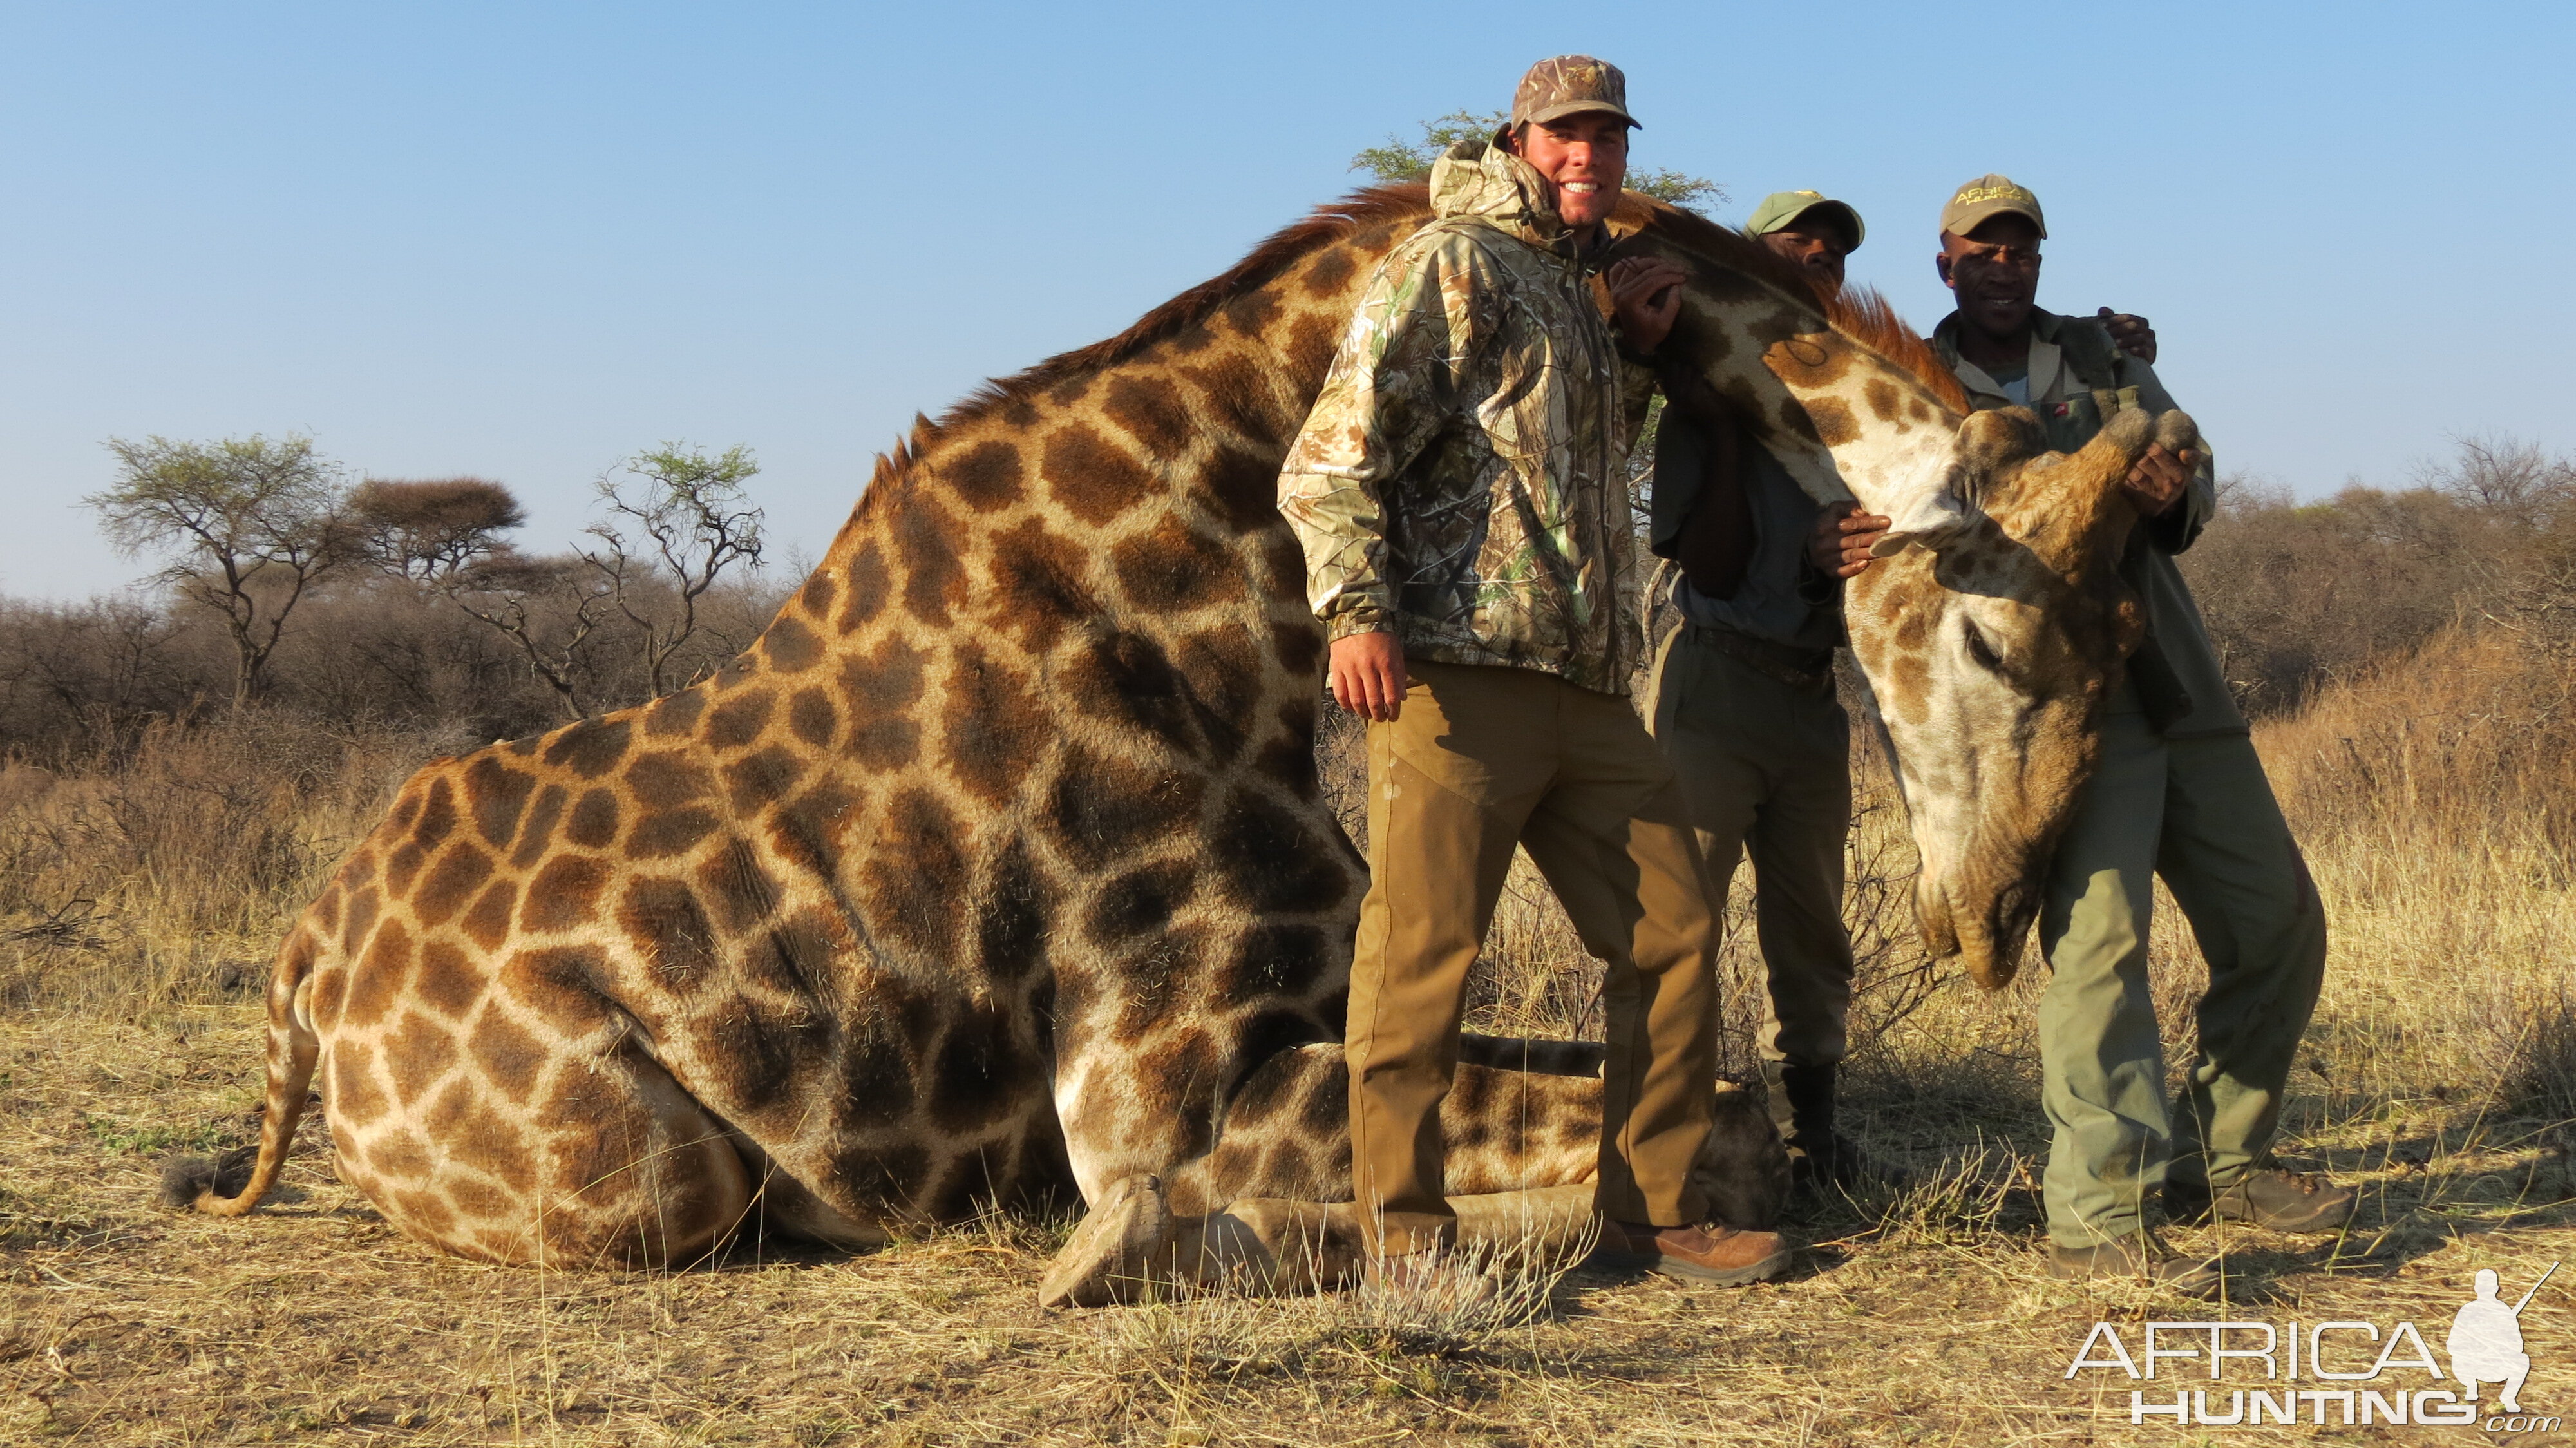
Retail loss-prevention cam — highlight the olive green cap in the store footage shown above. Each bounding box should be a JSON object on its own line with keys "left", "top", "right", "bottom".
{"left": 1746, "top": 190, "right": 1864, "bottom": 252}
{"left": 1510, "top": 55, "right": 1639, "bottom": 130}
{"left": 1940, "top": 174, "right": 2046, "bottom": 238}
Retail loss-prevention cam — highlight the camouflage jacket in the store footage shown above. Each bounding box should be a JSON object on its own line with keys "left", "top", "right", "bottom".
{"left": 1277, "top": 139, "right": 1655, "bottom": 694}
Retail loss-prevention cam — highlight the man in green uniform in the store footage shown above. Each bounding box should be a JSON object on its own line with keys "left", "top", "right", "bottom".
{"left": 1277, "top": 57, "right": 1790, "bottom": 1287}
{"left": 1653, "top": 190, "right": 2151, "bottom": 1194}
{"left": 1844, "top": 175, "right": 2350, "bottom": 1293}
{"left": 1646, "top": 189, "right": 1882, "bottom": 1191}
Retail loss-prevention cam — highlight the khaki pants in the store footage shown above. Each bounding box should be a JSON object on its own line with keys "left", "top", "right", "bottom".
{"left": 2036, "top": 710, "right": 2329, "bottom": 1248}
{"left": 1347, "top": 660, "right": 1720, "bottom": 1255}
{"left": 1647, "top": 627, "right": 1857, "bottom": 1067}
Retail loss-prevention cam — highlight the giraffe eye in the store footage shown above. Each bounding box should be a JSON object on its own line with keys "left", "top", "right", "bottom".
{"left": 1961, "top": 619, "right": 2007, "bottom": 674}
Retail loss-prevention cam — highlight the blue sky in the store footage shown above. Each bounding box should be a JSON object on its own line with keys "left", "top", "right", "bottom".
{"left": 3, "top": 1, "right": 2570, "bottom": 600}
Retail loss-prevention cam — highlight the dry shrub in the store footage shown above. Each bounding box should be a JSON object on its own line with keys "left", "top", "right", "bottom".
{"left": 0, "top": 710, "right": 464, "bottom": 1010}
{"left": 2254, "top": 625, "right": 2576, "bottom": 1125}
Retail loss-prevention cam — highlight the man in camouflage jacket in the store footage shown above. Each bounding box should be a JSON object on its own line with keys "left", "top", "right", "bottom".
{"left": 1278, "top": 55, "right": 1789, "bottom": 1288}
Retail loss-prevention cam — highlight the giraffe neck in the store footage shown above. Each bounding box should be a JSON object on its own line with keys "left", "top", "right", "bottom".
{"left": 661, "top": 199, "right": 1433, "bottom": 1202}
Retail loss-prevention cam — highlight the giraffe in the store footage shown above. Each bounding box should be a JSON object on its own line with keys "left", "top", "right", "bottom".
{"left": 1615, "top": 209, "right": 2199, "bottom": 991}
{"left": 164, "top": 184, "right": 2175, "bottom": 1300}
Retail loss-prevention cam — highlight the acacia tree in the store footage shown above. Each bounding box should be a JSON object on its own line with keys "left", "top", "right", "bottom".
{"left": 346, "top": 476, "right": 528, "bottom": 584}
{"left": 580, "top": 444, "right": 766, "bottom": 698}
{"left": 85, "top": 434, "right": 354, "bottom": 707}
{"left": 1350, "top": 108, "right": 1723, "bottom": 211}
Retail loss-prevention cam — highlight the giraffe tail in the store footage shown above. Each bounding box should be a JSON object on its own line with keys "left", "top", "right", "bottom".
{"left": 159, "top": 926, "right": 324, "bottom": 1217}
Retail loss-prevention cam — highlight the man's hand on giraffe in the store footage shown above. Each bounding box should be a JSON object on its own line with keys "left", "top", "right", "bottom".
{"left": 2097, "top": 307, "right": 2156, "bottom": 365}
{"left": 2122, "top": 444, "right": 2195, "bottom": 516}
{"left": 1607, "top": 257, "right": 1689, "bottom": 355}
{"left": 1809, "top": 502, "right": 1891, "bottom": 579}
{"left": 1329, "top": 631, "right": 1410, "bottom": 722}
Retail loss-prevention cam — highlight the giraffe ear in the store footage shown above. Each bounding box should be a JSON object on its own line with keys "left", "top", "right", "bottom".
{"left": 1869, "top": 493, "right": 1974, "bottom": 556}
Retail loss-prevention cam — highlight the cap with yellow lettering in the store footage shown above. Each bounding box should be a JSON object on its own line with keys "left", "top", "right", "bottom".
{"left": 1510, "top": 55, "right": 1640, "bottom": 130}
{"left": 1940, "top": 175, "right": 2046, "bottom": 239}
{"left": 1747, "top": 190, "right": 1865, "bottom": 252}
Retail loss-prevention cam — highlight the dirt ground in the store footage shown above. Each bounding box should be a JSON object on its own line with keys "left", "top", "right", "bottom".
{"left": 5, "top": 1011, "right": 2568, "bottom": 1447}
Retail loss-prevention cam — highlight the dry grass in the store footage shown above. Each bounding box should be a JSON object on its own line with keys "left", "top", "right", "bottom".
{"left": 3, "top": 634, "right": 2574, "bottom": 1443}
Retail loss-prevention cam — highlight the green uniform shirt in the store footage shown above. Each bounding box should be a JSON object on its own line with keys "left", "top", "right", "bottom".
{"left": 1931, "top": 309, "right": 2248, "bottom": 738}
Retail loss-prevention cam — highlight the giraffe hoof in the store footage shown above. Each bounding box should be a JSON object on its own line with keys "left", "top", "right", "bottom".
{"left": 1038, "top": 1172, "right": 1174, "bottom": 1308}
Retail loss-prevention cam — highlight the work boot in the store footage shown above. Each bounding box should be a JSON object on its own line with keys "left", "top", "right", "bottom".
{"left": 2166, "top": 1167, "right": 2356, "bottom": 1233}
{"left": 1764, "top": 1061, "right": 1904, "bottom": 1192}
{"left": 1601, "top": 1219, "right": 1794, "bottom": 1286}
{"left": 2045, "top": 1232, "right": 2225, "bottom": 1299}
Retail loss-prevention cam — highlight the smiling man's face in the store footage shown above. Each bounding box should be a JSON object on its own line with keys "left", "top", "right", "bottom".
{"left": 1508, "top": 111, "right": 1631, "bottom": 230}
{"left": 1938, "top": 213, "right": 2043, "bottom": 343}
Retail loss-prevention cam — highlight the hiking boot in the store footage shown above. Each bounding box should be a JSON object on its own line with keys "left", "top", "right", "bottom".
{"left": 1602, "top": 1219, "right": 1794, "bottom": 1286}
{"left": 2045, "top": 1233, "right": 2225, "bottom": 1299}
{"left": 1765, "top": 1061, "right": 1908, "bottom": 1192}
{"left": 2167, "top": 1168, "right": 2355, "bottom": 1234}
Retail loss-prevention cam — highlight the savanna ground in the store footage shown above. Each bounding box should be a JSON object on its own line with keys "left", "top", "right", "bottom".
{"left": 1, "top": 625, "right": 2570, "bottom": 1447}
{"left": 5, "top": 439, "right": 2576, "bottom": 1444}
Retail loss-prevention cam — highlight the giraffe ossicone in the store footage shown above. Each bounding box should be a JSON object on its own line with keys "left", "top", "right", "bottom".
{"left": 165, "top": 185, "right": 2178, "bottom": 1295}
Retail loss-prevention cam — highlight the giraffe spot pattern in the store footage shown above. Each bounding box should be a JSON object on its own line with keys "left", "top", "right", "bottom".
{"left": 895, "top": 499, "right": 967, "bottom": 625}
{"left": 942, "top": 439, "right": 1025, "bottom": 511}
{"left": 461, "top": 879, "right": 518, "bottom": 949}
{"left": 1111, "top": 517, "right": 1236, "bottom": 614}
{"left": 1043, "top": 421, "right": 1155, "bottom": 527}
{"left": 764, "top": 616, "right": 823, "bottom": 673}
{"left": 510, "top": 785, "right": 569, "bottom": 869}
{"left": 464, "top": 757, "right": 536, "bottom": 849}
{"left": 786, "top": 688, "right": 838, "bottom": 748}
{"left": 620, "top": 875, "right": 721, "bottom": 993}
{"left": 415, "top": 844, "right": 495, "bottom": 927}
{"left": 521, "top": 854, "right": 611, "bottom": 932}
{"left": 566, "top": 789, "right": 620, "bottom": 848}
{"left": 542, "top": 718, "right": 632, "bottom": 779}
{"left": 1102, "top": 377, "right": 1193, "bottom": 458}
{"left": 1804, "top": 395, "right": 1859, "bottom": 448}
{"left": 643, "top": 687, "right": 707, "bottom": 740}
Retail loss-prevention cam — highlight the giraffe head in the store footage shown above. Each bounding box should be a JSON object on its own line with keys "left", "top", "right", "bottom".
{"left": 1620, "top": 200, "right": 2199, "bottom": 989}
{"left": 1848, "top": 403, "right": 2199, "bottom": 987}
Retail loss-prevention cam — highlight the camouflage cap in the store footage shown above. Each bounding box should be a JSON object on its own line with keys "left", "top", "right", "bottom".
{"left": 1940, "top": 174, "right": 2046, "bottom": 239}
{"left": 1510, "top": 55, "right": 1640, "bottom": 131}
{"left": 1747, "top": 190, "right": 1865, "bottom": 251}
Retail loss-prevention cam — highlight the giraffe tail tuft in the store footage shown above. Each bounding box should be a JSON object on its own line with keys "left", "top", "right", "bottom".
{"left": 158, "top": 1145, "right": 258, "bottom": 1209}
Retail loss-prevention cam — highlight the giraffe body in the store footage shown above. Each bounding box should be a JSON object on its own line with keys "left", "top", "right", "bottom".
{"left": 180, "top": 187, "right": 2178, "bottom": 1276}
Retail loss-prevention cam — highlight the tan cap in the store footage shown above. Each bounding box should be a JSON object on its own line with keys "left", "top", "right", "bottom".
{"left": 1747, "top": 190, "right": 1864, "bottom": 251}
{"left": 1510, "top": 55, "right": 1639, "bottom": 130}
{"left": 1940, "top": 174, "right": 2046, "bottom": 239}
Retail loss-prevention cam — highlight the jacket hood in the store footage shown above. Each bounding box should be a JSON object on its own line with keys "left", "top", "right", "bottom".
{"left": 1428, "top": 138, "right": 1569, "bottom": 248}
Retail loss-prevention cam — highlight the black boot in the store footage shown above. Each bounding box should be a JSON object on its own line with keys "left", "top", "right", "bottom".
{"left": 1763, "top": 1062, "right": 1899, "bottom": 1192}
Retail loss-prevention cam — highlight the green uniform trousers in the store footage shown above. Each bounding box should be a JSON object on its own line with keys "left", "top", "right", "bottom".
{"left": 1646, "top": 627, "right": 1857, "bottom": 1067}
{"left": 2036, "top": 709, "right": 2327, "bottom": 1247}
{"left": 1346, "top": 660, "right": 1721, "bottom": 1256}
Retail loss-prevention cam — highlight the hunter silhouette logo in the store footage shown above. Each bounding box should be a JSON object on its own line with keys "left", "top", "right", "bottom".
{"left": 2448, "top": 1263, "right": 2552, "bottom": 1415}
{"left": 2065, "top": 1261, "right": 2561, "bottom": 1429}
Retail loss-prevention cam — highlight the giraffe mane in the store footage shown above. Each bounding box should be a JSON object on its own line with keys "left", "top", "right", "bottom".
{"left": 852, "top": 183, "right": 1971, "bottom": 510}
{"left": 947, "top": 182, "right": 1434, "bottom": 428}
{"left": 848, "top": 182, "right": 1436, "bottom": 515}
{"left": 1625, "top": 196, "right": 1974, "bottom": 415}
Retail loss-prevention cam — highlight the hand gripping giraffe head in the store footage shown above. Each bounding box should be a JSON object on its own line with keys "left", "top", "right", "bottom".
{"left": 1846, "top": 404, "right": 2196, "bottom": 987}
{"left": 1618, "top": 202, "right": 2194, "bottom": 988}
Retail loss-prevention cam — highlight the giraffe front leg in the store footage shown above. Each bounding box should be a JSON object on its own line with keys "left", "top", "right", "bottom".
{"left": 1038, "top": 1183, "right": 1607, "bottom": 1306}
